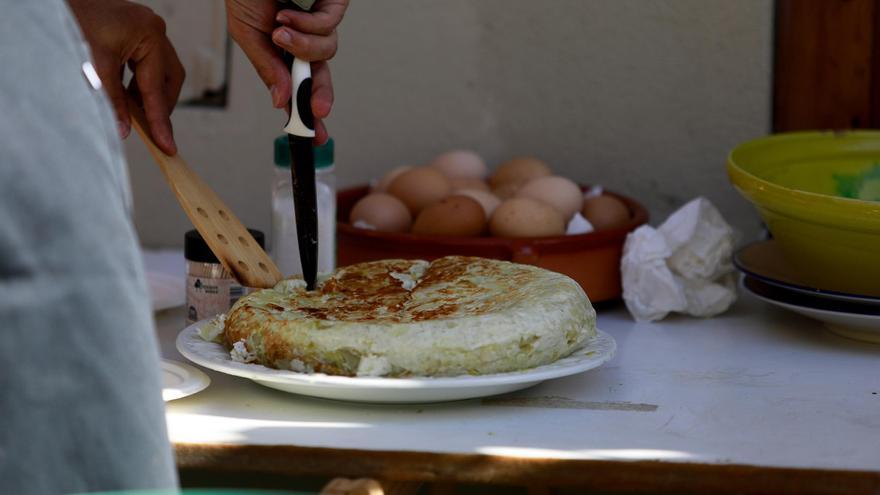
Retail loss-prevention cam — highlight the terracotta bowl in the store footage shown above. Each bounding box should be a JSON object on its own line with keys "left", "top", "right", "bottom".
{"left": 336, "top": 185, "right": 649, "bottom": 302}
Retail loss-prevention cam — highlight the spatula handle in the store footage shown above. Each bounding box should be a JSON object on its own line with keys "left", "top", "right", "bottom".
{"left": 126, "top": 97, "right": 283, "bottom": 289}
{"left": 126, "top": 98, "right": 184, "bottom": 177}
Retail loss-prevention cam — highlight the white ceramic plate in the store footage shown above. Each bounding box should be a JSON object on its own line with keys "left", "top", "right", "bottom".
{"left": 742, "top": 276, "right": 880, "bottom": 344}
{"left": 148, "top": 271, "right": 186, "bottom": 312}
{"left": 176, "top": 321, "right": 616, "bottom": 404}
{"left": 161, "top": 359, "right": 211, "bottom": 401}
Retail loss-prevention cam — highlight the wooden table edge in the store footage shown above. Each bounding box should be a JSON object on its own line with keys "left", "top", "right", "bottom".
{"left": 174, "top": 442, "right": 880, "bottom": 495}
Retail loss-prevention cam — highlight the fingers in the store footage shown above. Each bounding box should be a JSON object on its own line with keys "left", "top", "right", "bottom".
{"left": 311, "top": 60, "right": 333, "bottom": 119}
{"left": 228, "top": 0, "right": 344, "bottom": 120}
{"left": 163, "top": 39, "right": 186, "bottom": 114}
{"left": 275, "top": 0, "right": 348, "bottom": 36}
{"left": 130, "top": 34, "right": 177, "bottom": 155}
{"left": 229, "top": 23, "right": 291, "bottom": 108}
{"left": 272, "top": 26, "right": 338, "bottom": 62}
{"left": 100, "top": 64, "right": 132, "bottom": 139}
{"left": 314, "top": 118, "right": 329, "bottom": 146}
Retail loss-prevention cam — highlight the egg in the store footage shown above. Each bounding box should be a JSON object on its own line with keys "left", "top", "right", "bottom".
{"left": 412, "top": 195, "right": 486, "bottom": 236}
{"left": 372, "top": 165, "right": 413, "bottom": 193}
{"left": 455, "top": 189, "right": 502, "bottom": 219}
{"left": 581, "top": 195, "right": 630, "bottom": 230}
{"left": 516, "top": 176, "right": 583, "bottom": 221}
{"left": 430, "top": 150, "right": 489, "bottom": 179}
{"left": 492, "top": 181, "right": 522, "bottom": 200}
{"left": 349, "top": 193, "right": 412, "bottom": 233}
{"left": 449, "top": 177, "right": 490, "bottom": 192}
{"left": 489, "top": 197, "right": 566, "bottom": 238}
{"left": 387, "top": 167, "right": 452, "bottom": 214}
{"left": 490, "top": 157, "right": 552, "bottom": 187}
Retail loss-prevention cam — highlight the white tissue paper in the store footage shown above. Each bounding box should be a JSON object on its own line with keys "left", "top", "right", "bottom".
{"left": 566, "top": 212, "right": 595, "bottom": 235}
{"left": 621, "top": 197, "right": 737, "bottom": 322}
{"left": 584, "top": 185, "right": 604, "bottom": 199}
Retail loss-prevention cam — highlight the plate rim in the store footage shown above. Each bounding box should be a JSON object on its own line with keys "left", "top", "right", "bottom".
{"left": 175, "top": 320, "right": 616, "bottom": 390}
{"left": 741, "top": 275, "right": 880, "bottom": 320}
{"left": 733, "top": 241, "right": 880, "bottom": 306}
{"left": 161, "top": 358, "right": 211, "bottom": 401}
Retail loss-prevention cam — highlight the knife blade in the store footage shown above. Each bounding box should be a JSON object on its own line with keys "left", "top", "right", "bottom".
{"left": 279, "top": 0, "right": 318, "bottom": 290}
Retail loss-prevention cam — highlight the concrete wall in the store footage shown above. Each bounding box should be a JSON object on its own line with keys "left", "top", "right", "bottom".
{"left": 128, "top": 0, "right": 773, "bottom": 248}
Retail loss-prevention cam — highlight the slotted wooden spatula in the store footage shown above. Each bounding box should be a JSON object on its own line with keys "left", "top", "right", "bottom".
{"left": 127, "top": 98, "right": 283, "bottom": 289}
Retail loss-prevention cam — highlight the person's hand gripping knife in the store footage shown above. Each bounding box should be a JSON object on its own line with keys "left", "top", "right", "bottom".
{"left": 226, "top": 0, "right": 348, "bottom": 290}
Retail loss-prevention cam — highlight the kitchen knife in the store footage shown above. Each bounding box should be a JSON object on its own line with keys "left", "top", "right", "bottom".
{"left": 278, "top": 0, "right": 318, "bottom": 290}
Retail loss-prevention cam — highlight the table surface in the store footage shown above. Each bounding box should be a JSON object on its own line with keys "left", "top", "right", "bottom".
{"left": 148, "top": 251, "right": 880, "bottom": 493}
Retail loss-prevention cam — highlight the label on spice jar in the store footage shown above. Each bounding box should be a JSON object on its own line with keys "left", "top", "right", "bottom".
{"left": 186, "top": 275, "right": 247, "bottom": 324}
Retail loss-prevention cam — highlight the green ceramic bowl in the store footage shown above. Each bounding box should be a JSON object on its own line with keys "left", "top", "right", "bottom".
{"left": 728, "top": 131, "right": 880, "bottom": 297}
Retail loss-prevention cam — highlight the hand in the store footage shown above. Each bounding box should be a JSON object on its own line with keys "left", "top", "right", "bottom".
{"left": 68, "top": 0, "right": 185, "bottom": 155}
{"left": 226, "top": 0, "right": 348, "bottom": 145}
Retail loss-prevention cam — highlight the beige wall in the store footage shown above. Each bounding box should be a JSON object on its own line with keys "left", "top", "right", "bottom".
{"left": 128, "top": 0, "right": 773, "bottom": 248}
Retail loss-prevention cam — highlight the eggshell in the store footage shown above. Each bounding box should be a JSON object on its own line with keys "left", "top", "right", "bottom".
{"left": 516, "top": 176, "right": 584, "bottom": 221}
{"left": 387, "top": 167, "right": 452, "bottom": 215}
{"left": 490, "top": 157, "right": 552, "bottom": 187}
{"left": 492, "top": 181, "right": 522, "bottom": 200}
{"left": 373, "top": 165, "right": 413, "bottom": 193}
{"left": 489, "top": 197, "right": 566, "bottom": 238}
{"left": 430, "top": 150, "right": 489, "bottom": 179}
{"left": 455, "top": 189, "right": 502, "bottom": 219}
{"left": 581, "top": 195, "right": 631, "bottom": 230}
{"left": 449, "top": 177, "right": 490, "bottom": 192}
{"left": 349, "top": 193, "right": 412, "bottom": 233}
{"left": 412, "top": 195, "right": 486, "bottom": 236}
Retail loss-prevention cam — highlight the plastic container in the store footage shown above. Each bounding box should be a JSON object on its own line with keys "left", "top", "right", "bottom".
{"left": 336, "top": 185, "right": 648, "bottom": 302}
{"left": 271, "top": 136, "right": 336, "bottom": 277}
{"left": 185, "top": 229, "right": 265, "bottom": 324}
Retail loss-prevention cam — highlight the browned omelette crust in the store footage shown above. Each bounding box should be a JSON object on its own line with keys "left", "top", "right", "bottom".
{"left": 237, "top": 257, "right": 530, "bottom": 324}
{"left": 223, "top": 256, "right": 595, "bottom": 376}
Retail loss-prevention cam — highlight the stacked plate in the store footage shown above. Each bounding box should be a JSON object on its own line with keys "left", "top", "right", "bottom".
{"left": 735, "top": 241, "right": 880, "bottom": 344}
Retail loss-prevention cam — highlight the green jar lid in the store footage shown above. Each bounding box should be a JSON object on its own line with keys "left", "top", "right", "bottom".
{"left": 274, "top": 135, "right": 334, "bottom": 170}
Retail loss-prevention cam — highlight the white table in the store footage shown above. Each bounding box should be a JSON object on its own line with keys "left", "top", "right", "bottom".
{"left": 149, "top": 251, "right": 880, "bottom": 494}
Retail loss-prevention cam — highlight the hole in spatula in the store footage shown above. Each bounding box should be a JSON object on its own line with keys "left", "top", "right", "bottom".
{"left": 258, "top": 262, "right": 268, "bottom": 273}
{"left": 218, "top": 210, "right": 229, "bottom": 220}
{"left": 196, "top": 207, "right": 208, "bottom": 218}
{"left": 237, "top": 260, "right": 249, "bottom": 272}
{"left": 238, "top": 236, "right": 249, "bottom": 247}
{"left": 217, "top": 234, "right": 228, "bottom": 244}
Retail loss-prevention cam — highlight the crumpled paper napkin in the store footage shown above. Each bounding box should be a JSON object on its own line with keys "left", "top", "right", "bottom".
{"left": 621, "top": 197, "right": 737, "bottom": 322}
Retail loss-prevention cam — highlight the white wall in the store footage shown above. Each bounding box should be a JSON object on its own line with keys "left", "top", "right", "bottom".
{"left": 128, "top": 0, "right": 773, "bottom": 248}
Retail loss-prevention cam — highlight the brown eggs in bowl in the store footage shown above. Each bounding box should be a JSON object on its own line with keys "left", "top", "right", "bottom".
{"left": 337, "top": 185, "right": 647, "bottom": 303}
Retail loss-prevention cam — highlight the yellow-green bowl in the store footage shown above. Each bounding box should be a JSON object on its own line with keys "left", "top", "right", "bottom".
{"left": 728, "top": 131, "right": 880, "bottom": 297}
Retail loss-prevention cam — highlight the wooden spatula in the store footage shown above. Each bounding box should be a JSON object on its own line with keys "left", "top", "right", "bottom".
{"left": 127, "top": 98, "right": 283, "bottom": 289}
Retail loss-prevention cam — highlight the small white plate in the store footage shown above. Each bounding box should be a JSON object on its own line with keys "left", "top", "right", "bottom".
{"left": 176, "top": 321, "right": 616, "bottom": 404}
{"left": 742, "top": 276, "right": 880, "bottom": 344}
{"left": 161, "top": 359, "right": 211, "bottom": 401}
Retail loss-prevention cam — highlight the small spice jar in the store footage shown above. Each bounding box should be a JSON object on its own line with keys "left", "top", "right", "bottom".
{"left": 185, "top": 229, "right": 265, "bottom": 324}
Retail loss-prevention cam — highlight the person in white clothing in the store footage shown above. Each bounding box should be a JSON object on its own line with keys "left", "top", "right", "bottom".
{"left": 0, "top": 1, "right": 346, "bottom": 493}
